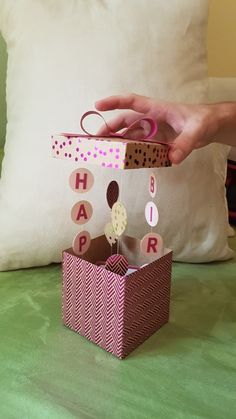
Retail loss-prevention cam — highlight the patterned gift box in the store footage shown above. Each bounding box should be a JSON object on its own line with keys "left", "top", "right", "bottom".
{"left": 52, "top": 135, "right": 171, "bottom": 170}
{"left": 62, "top": 235, "right": 172, "bottom": 359}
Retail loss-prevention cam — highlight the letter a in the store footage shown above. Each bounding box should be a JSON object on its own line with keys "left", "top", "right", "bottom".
{"left": 76, "top": 204, "right": 88, "bottom": 221}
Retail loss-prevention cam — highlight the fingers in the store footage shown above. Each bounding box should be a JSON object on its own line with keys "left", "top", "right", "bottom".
{"left": 96, "top": 93, "right": 155, "bottom": 115}
{"left": 95, "top": 95, "right": 206, "bottom": 164}
{"left": 169, "top": 147, "right": 186, "bottom": 164}
{"left": 169, "top": 131, "right": 197, "bottom": 164}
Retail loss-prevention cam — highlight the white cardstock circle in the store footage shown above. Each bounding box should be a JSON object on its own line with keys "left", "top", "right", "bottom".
{"left": 145, "top": 201, "right": 159, "bottom": 227}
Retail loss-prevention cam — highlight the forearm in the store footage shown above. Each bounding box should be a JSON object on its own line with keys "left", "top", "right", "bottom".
{"left": 212, "top": 102, "right": 236, "bottom": 147}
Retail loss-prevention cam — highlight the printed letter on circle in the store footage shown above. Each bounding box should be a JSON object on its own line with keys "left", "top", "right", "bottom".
{"left": 140, "top": 233, "right": 164, "bottom": 258}
{"left": 149, "top": 173, "right": 157, "bottom": 198}
{"left": 71, "top": 201, "right": 93, "bottom": 225}
{"left": 73, "top": 231, "right": 91, "bottom": 255}
{"left": 145, "top": 201, "right": 159, "bottom": 227}
{"left": 69, "top": 168, "right": 94, "bottom": 193}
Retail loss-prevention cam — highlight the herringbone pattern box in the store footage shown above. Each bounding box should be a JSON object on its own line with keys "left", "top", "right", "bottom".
{"left": 62, "top": 235, "right": 172, "bottom": 359}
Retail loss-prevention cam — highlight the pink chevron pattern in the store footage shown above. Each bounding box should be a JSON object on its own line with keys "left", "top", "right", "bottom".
{"left": 62, "top": 249, "right": 172, "bottom": 359}
{"left": 62, "top": 253, "right": 74, "bottom": 328}
{"left": 105, "top": 254, "right": 128, "bottom": 276}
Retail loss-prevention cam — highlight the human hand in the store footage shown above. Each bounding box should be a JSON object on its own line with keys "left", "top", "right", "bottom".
{"left": 95, "top": 93, "right": 223, "bottom": 164}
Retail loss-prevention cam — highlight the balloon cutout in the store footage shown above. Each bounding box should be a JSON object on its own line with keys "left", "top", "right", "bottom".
{"left": 140, "top": 233, "right": 164, "bottom": 258}
{"left": 69, "top": 168, "right": 94, "bottom": 193}
{"left": 71, "top": 201, "right": 93, "bottom": 225}
{"left": 111, "top": 201, "right": 127, "bottom": 236}
{"left": 106, "top": 181, "right": 119, "bottom": 209}
{"left": 145, "top": 201, "right": 159, "bottom": 227}
{"left": 104, "top": 223, "right": 118, "bottom": 246}
{"left": 149, "top": 173, "right": 157, "bottom": 198}
{"left": 73, "top": 230, "right": 91, "bottom": 255}
{"left": 105, "top": 254, "right": 129, "bottom": 276}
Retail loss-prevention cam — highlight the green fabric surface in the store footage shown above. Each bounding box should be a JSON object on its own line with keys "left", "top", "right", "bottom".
{"left": 0, "top": 236, "right": 236, "bottom": 419}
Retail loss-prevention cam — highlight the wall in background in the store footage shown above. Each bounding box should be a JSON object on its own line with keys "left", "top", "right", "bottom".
{"left": 0, "top": 1, "right": 236, "bottom": 147}
{"left": 0, "top": 33, "right": 7, "bottom": 147}
{"left": 208, "top": 0, "right": 236, "bottom": 77}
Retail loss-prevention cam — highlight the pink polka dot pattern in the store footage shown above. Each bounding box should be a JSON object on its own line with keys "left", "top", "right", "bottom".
{"left": 51, "top": 135, "right": 171, "bottom": 170}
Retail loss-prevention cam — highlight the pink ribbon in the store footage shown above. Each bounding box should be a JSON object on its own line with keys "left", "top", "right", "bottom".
{"left": 61, "top": 110, "right": 165, "bottom": 144}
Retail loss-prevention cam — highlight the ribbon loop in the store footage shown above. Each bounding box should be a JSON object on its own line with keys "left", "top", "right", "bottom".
{"left": 80, "top": 110, "right": 158, "bottom": 141}
{"left": 61, "top": 111, "right": 162, "bottom": 143}
{"left": 122, "top": 117, "right": 158, "bottom": 140}
{"left": 80, "top": 110, "right": 114, "bottom": 137}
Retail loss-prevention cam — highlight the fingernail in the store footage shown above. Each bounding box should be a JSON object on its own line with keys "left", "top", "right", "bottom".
{"left": 170, "top": 149, "right": 184, "bottom": 164}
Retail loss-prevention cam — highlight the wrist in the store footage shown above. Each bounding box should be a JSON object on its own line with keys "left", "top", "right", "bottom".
{"left": 212, "top": 102, "right": 236, "bottom": 145}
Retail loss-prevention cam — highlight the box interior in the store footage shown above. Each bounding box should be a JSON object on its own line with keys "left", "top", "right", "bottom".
{"left": 66, "top": 234, "right": 171, "bottom": 270}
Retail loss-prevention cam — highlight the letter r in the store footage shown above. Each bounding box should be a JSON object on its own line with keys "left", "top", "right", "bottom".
{"left": 147, "top": 237, "right": 158, "bottom": 253}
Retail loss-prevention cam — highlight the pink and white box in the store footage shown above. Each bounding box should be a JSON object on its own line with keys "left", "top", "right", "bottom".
{"left": 62, "top": 236, "right": 172, "bottom": 359}
{"left": 53, "top": 112, "right": 173, "bottom": 359}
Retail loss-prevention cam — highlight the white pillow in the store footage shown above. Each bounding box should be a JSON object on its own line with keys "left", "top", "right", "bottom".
{"left": 0, "top": 0, "right": 233, "bottom": 270}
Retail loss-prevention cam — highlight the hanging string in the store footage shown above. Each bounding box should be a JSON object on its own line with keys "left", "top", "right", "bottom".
{"left": 117, "top": 169, "right": 124, "bottom": 255}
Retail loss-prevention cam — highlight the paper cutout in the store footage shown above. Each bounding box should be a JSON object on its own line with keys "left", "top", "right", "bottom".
{"left": 111, "top": 201, "right": 127, "bottom": 236}
{"left": 145, "top": 201, "right": 159, "bottom": 227}
{"left": 72, "top": 230, "right": 91, "bottom": 255}
{"left": 71, "top": 200, "right": 93, "bottom": 225}
{"left": 69, "top": 168, "right": 94, "bottom": 193}
{"left": 104, "top": 223, "right": 118, "bottom": 246}
{"left": 105, "top": 254, "right": 129, "bottom": 276}
{"left": 79, "top": 110, "right": 158, "bottom": 141}
{"left": 106, "top": 181, "right": 119, "bottom": 209}
{"left": 96, "top": 261, "right": 139, "bottom": 273}
{"left": 149, "top": 173, "right": 157, "bottom": 198}
{"left": 140, "top": 233, "right": 164, "bottom": 257}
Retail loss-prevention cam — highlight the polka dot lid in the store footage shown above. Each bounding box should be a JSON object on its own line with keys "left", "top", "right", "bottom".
{"left": 51, "top": 135, "right": 171, "bottom": 170}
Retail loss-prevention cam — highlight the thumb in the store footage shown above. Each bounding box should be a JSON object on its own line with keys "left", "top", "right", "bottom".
{"left": 168, "top": 131, "right": 197, "bottom": 164}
